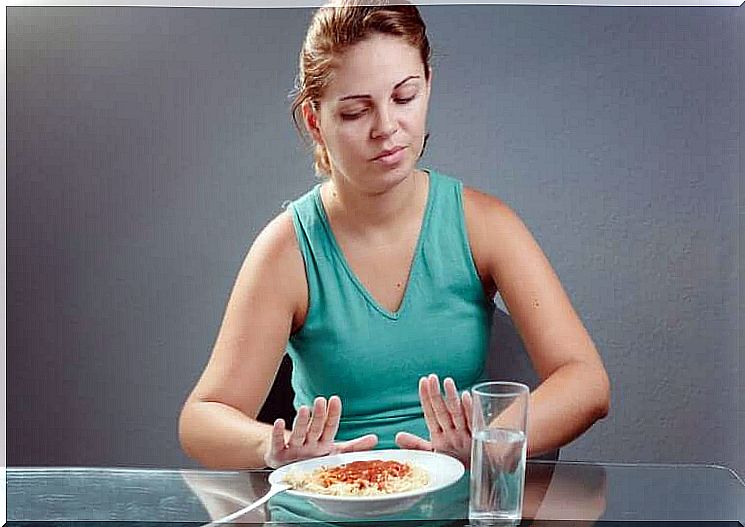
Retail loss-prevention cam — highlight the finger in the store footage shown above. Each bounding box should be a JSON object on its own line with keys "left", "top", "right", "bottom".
{"left": 419, "top": 376, "right": 442, "bottom": 434}
{"left": 443, "top": 378, "right": 467, "bottom": 431}
{"left": 462, "top": 390, "right": 474, "bottom": 433}
{"left": 395, "top": 431, "right": 433, "bottom": 452}
{"left": 335, "top": 434, "right": 378, "bottom": 453}
{"left": 288, "top": 405, "right": 311, "bottom": 448}
{"left": 428, "top": 374, "right": 455, "bottom": 431}
{"left": 306, "top": 397, "right": 327, "bottom": 443}
{"left": 319, "top": 395, "right": 341, "bottom": 443}
{"left": 270, "top": 418, "right": 287, "bottom": 453}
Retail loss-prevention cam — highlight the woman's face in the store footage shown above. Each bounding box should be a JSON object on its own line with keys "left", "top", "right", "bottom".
{"left": 303, "top": 33, "right": 432, "bottom": 194}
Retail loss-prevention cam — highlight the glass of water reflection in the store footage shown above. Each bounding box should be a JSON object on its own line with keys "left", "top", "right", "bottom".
{"left": 468, "top": 381, "right": 530, "bottom": 524}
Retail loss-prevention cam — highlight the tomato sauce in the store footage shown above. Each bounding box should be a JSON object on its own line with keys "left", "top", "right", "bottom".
{"left": 320, "top": 460, "right": 412, "bottom": 490}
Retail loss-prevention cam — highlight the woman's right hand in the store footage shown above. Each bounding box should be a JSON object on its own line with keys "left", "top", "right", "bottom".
{"left": 263, "top": 395, "right": 378, "bottom": 469}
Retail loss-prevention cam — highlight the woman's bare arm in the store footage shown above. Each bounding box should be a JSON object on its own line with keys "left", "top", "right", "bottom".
{"left": 178, "top": 211, "right": 306, "bottom": 469}
{"left": 464, "top": 187, "right": 611, "bottom": 457}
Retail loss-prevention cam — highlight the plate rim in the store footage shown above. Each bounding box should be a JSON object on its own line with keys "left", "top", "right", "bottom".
{"left": 268, "top": 448, "right": 465, "bottom": 502}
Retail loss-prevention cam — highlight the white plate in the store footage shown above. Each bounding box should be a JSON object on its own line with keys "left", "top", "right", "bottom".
{"left": 268, "top": 449, "right": 465, "bottom": 517}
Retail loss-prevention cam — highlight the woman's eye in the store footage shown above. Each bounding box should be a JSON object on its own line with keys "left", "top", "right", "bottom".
{"left": 340, "top": 95, "right": 416, "bottom": 120}
{"left": 341, "top": 109, "right": 367, "bottom": 120}
{"left": 395, "top": 95, "right": 416, "bottom": 104}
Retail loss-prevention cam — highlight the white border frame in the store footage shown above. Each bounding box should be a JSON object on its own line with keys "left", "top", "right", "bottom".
{"left": 2, "top": 0, "right": 741, "bottom": 523}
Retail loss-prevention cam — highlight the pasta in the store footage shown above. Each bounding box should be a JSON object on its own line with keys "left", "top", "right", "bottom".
{"left": 283, "top": 459, "right": 430, "bottom": 496}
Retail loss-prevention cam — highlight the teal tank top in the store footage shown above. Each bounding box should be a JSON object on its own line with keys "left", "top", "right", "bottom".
{"left": 286, "top": 169, "right": 494, "bottom": 449}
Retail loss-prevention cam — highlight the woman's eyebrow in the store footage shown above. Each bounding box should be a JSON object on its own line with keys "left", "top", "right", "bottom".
{"left": 337, "top": 75, "right": 421, "bottom": 102}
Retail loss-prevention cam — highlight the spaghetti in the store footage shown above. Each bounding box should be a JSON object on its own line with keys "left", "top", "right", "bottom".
{"left": 283, "top": 459, "right": 429, "bottom": 496}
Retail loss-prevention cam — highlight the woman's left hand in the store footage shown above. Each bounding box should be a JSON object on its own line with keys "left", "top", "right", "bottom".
{"left": 395, "top": 374, "right": 473, "bottom": 468}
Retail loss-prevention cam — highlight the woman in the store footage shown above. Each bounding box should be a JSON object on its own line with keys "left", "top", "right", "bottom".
{"left": 178, "top": 1, "right": 610, "bottom": 472}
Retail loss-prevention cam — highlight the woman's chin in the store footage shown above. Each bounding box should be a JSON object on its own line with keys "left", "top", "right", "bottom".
{"left": 333, "top": 157, "right": 417, "bottom": 195}
{"left": 369, "top": 164, "right": 416, "bottom": 194}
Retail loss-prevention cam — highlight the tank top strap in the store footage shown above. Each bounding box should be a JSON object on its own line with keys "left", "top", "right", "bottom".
{"left": 418, "top": 169, "right": 485, "bottom": 296}
{"left": 286, "top": 183, "right": 341, "bottom": 327}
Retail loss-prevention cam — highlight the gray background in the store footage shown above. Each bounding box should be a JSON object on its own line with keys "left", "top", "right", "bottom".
{"left": 7, "top": 6, "right": 743, "bottom": 476}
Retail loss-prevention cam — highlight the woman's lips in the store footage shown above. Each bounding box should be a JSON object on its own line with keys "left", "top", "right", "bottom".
{"left": 372, "top": 146, "right": 406, "bottom": 165}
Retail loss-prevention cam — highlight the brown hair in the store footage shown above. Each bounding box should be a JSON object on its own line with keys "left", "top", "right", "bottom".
{"left": 290, "top": 0, "right": 432, "bottom": 177}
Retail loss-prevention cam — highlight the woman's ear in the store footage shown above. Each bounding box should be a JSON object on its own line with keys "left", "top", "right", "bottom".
{"left": 301, "top": 101, "right": 324, "bottom": 146}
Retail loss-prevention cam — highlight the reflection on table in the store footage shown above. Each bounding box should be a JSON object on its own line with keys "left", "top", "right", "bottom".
{"left": 6, "top": 460, "right": 744, "bottom": 523}
{"left": 181, "top": 460, "right": 607, "bottom": 524}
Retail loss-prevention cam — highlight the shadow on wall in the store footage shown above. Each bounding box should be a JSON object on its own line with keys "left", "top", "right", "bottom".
{"left": 485, "top": 307, "right": 541, "bottom": 390}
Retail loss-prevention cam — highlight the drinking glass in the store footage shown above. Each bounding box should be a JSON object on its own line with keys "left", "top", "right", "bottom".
{"left": 468, "top": 381, "right": 529, "bottom": 524}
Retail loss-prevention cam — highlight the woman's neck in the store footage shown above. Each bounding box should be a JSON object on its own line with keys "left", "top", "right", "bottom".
{"left": 321, "top": 169, "right": 428, "bottom": 243}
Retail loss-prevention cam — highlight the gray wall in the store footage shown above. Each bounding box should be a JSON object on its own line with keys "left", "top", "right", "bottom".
{"left": 8, "top": 6, "right": 743, "bottom": 476}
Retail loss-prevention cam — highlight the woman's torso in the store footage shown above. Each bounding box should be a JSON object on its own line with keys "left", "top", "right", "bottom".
{"left": 283, "top": 168, "right": 495, "bottom": 448}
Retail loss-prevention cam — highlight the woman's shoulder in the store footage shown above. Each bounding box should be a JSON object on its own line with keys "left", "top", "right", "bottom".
{"left": 427, "top": 170, "right": 515, "bottom": 218}
{"left": 425, "top": 168, "right": 522, "bottom": 250}
{"left": 249, "top": 183, "right": 319, "bottom": 262}
{"left": 461, "top": 184, "right": 518, "bottom": 231}
{"left": 242, "top": 209, "right": 307, "bottom": 311}
{"left": 460, "top": 184, "right": 535, "bottom": 278}
{"left": 249, "top": 210, "right": 305, "bottom": 274}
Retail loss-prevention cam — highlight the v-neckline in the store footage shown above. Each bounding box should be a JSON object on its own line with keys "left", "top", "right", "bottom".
{"left": 313, "top": 169, "right": 435, "bottom": 320}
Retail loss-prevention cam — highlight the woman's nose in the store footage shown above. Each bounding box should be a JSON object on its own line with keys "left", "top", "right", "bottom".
{"left": 371, "top": 106, "right": 398, "bottom": 139}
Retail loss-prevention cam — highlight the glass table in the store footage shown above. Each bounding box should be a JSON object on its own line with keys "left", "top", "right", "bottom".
{"left": 6, "top": 461, "right": 744, "bottom": 525}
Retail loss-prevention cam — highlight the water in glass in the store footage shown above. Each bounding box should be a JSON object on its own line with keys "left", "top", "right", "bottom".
{"left": 469, "top": 427, "right": 527, "bottom": 521}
